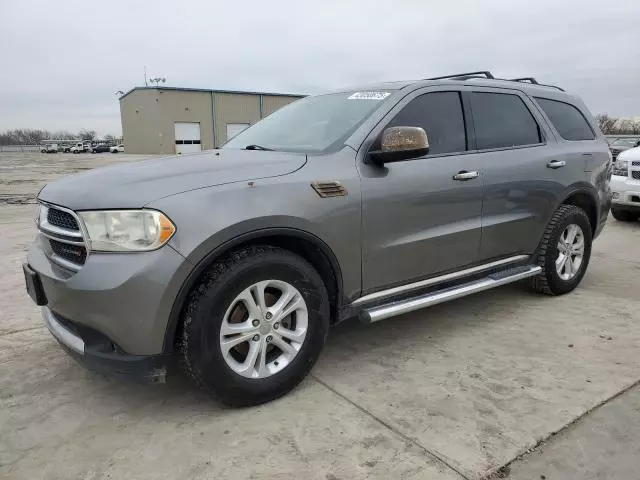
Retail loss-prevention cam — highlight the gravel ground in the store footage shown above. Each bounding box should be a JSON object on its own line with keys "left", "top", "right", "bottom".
{"left": 1, "top": 152, "right": 639, "bottom": 480}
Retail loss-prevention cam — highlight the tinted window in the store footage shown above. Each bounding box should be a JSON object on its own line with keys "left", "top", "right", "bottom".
{"left": 535, "top": 98, "right": 595, "bottom": 141}
{"left": 385, "top": 92, "right": 467, "bottom": 155}
{"left": 470, "top": 92, "right": 542, "bottom": 149}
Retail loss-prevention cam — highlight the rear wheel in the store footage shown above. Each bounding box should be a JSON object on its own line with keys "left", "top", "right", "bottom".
{"left": 611, "top": 208, "right": 637, "bottom": 222}
{"left": 530, "top": 205, "right": 592, "bottom": 296}
{"left": 180, "top": 245, "right": 330, "bottom": 406}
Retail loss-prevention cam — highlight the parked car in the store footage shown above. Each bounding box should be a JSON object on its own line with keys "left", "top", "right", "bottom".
{"left": 609, "top": 137, "right": 640, "bottom": 161}
{"left": 610, "top": 146, "right": 640, "bottom": 221}
{"left": 71, "top": 142, "right": 90, "bottom": 154}
{"left": 40, "top": 144, "right": 58, "bottom": 153}
{"left": 61, "top": 145, "right": 73, "bottom": 153}
{"left": 24, "top": 71, "right": 611, "bottom": 406}
{"left": 91, "top": 144, "right": 110, "bottom": 153}
{"left": 110, "top": 144, "right": 125, "bottom": 153}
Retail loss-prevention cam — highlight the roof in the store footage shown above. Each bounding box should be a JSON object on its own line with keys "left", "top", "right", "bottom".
{"left": 336, "top": 72, "right": 571, "bottom": 97}
{"left": 119, "top": 86, "right": 306, "bottom": 101}
{"left": 340, "top": 78, "right": 571, "bottom": 95}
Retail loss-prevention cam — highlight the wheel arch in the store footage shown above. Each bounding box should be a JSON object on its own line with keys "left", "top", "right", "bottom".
{"left": 559, "top": 185, "right": 599, "bottom": 235}
{"left": 163, "top": 227, "right": 344, "bottom": 353}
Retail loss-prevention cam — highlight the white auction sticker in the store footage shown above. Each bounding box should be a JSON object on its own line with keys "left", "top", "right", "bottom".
{"left": 347, "top": 91, "right": 391, "bottom": 100}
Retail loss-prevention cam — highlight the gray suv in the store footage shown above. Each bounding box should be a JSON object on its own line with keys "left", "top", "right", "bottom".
{"left": 24, "top": 71, "right": 611, "bottom": 406}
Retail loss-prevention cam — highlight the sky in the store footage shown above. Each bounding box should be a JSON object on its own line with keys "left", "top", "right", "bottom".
{"left": 1, "top": 0, "right": 639, "bottom": 137}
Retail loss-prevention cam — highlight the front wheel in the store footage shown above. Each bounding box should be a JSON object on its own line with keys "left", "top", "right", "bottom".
{"left": 180, "top": 245, "right": 330, "bottom": 406}
{"left": 530, "top": 205, "right": 592, "bottom": 296}
{"left": 611, "top": 208, "right": 637, "bottom": 222}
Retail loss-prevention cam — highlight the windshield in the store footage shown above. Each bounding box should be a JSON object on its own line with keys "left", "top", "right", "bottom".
{"left": 223, "top": 91, "right": 393, "bottom": 153}
{"left": 611, "top": 138, "right": 637, "bottom": 147}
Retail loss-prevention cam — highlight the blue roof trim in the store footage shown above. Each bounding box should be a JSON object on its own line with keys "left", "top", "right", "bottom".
{"left": 119, "top": 86, "right": 306, "bottom": 100}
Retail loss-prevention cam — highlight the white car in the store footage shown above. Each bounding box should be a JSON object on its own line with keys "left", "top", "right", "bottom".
{"left": 110, "top": 144, "right": 124, "bottom": 153}
{"left": 611, "top": 146, "right": 640, "bottom": 222}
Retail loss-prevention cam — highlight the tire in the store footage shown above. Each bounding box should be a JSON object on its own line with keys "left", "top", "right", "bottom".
{"left": 530, "top": 204, "right": 592, "bottom": 296}
{"left": 611, "top": 208, "right": 637, "bottom": 222}
{"left": 180, "top": 245, "right": 330, "bottom": 406}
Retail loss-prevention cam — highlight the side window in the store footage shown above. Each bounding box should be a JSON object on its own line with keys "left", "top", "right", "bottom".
{"left": 470, "top": 92, "right": 542, "bottom": 150}
{"left": 384, "top": 91, "right": 467, "bottom": 155}
{"left": 534, "top": 97, "right": 595, "bottom": 141}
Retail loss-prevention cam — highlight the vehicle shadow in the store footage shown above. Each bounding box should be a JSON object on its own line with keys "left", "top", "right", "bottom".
{"left": 74, "top": 283, "right": 537, "bottom": 413}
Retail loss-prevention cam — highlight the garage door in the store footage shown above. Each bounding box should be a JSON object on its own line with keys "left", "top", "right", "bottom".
{"left": 226, "top": 123, "right": 250, "bottom": 141}
{"left": 174, "top": 122, "right": 202, "bottom": 154}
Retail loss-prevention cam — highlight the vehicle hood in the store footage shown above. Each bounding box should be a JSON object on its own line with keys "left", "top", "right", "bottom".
{"left": 38, "top": 149, "right": 307, "bottom": 210}
{"left": 618, "top": 146, "right": 640, "bottom": 162}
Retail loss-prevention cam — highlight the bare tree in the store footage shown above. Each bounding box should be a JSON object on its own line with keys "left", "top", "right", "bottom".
{"left": 78, "top": 129, "right": 97, "bottom": 141}
{"left": 595, "top": 115, "right": 640, "bottom": 136}
{"left": 596, "top": 114, "right": 617, "bottom": 135}
{"left": 52, "top": 130, "right": 77, "bottom": 140}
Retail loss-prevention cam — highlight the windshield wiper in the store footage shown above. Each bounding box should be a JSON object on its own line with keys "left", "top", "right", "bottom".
{"left": 244, "top": 144, "right": 274, "bottom": 151}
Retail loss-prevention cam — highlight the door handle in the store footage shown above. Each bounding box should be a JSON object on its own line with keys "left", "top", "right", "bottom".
{"left": 547, "top": 160, "right": 566, "bottom": 169}
{"left": 453, "top": 170, "right": 479, "bottom": 181}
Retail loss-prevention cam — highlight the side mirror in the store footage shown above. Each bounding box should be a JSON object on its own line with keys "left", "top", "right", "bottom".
{"left": 367, "top": 126, "right": 429, "bottom": 165}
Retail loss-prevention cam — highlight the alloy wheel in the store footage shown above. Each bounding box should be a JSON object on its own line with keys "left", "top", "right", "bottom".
{"left": 219, "top": 280, "right": 308, "bottom": 379}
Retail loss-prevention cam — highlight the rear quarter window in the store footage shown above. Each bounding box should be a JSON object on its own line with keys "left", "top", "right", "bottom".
{"left": 534, "top": 97, "right": 595, "bottom": 141}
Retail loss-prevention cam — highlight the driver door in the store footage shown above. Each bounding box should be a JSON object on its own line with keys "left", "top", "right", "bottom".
{"left": 358, "top": 88, "right": 483, "bottom": 294}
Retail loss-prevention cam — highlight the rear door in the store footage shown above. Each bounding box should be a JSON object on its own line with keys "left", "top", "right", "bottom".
{"left": 358, "top": 87, "right": 483, "bottom": 293}
{"left": 466, "top": 89, "right": 585, "bottom": 260}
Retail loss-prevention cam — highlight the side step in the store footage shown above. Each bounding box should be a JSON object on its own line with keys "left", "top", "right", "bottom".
{"left": 361, "top": 265, "right": 542, "bottom": 324}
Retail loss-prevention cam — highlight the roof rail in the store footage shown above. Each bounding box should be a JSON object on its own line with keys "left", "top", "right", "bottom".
{"left": 426, "top": 71, "right": 565, "bottom": 92}
{"left": 428, "top": 71, "right": 495, "bottom": 80}
{"left": 508, "top": 77, "right": 565, "bottom": 92}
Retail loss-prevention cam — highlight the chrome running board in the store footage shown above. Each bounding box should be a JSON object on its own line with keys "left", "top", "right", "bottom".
{"left": 360, "top": 265, "right": 541, "bottom": 324}
{"left": 352, "top": 254, "right": 529, "bottom": 306}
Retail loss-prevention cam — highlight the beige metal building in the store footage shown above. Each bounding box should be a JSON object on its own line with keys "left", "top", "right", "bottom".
{"left": 119, "top": 87, "right": 303, "bottom": 154}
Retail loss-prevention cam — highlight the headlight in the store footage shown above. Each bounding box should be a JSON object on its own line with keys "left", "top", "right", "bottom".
{"left": 613, "top": 159, "right": 628, "bottom": 176}
{"left": 78, "top": 210, "right": 176, "bottom": 252}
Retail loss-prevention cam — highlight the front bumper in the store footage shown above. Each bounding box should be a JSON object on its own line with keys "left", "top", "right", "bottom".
{"left": 27, "top": 233, "right": 192, "bottom": 356}
{"left": 611, "top": 175, "right": 640, "bottom": 209}
{"left": 43, "top": 307, "right": 170, "bottom": 382}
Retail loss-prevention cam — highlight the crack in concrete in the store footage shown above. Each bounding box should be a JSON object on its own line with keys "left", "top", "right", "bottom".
{"left": 311, "top": 374, "right": 472, "bottom": 480}
{"left": 482, "top": 378, "right": 640, "bottom": 479}
{"left": 0, "top": 325, "right": 45, "bottom": 337}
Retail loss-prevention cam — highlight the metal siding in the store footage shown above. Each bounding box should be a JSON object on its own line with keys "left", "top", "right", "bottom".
{"left": 120, "top": 89, "right": 163, "bottom": 154}
{"left": 262, "top": 95, "right": 300, "bottom": 117}
{"left": 157, "top": 90, "right": 214, "bottom": 152}
{"left": 213, "top": 93, "right": 261, "bottom": 146}
{"left": 120, "top": 88, "right": 303, "bottom": 153}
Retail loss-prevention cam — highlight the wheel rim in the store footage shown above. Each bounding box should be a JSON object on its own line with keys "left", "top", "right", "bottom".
{"left": 219, "top": 280, "right": 308, "bottom": 379}
{"left": 556, "top": 223, "right": 585, "bottom": 281}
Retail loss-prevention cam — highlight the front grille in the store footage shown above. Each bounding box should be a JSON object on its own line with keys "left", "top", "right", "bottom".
{"left": 632, "top": 171, "right": 640, "bottom": 180}
{"left": 49, "top": 239, "right": 87, "bottom": 265}
{"left": 47, "top": 208, "right": 79, "bottom": 231}
{"left": 633, "top": 161, "right": 640, "bottom": 167}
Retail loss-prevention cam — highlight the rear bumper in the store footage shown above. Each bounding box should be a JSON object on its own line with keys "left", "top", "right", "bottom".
{"left": 43, "top": 307, "right": 170, "bottom": 382}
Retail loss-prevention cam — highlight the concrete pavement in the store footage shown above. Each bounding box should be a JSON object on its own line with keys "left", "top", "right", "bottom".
{"left": 1, "top": 152, "right": 639, "bottom": 480}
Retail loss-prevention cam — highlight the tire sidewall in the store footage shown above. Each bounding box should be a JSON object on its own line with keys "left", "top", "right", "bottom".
{"left": 543, "top": 210, "right": 592, "bottom": 294}
{"left": 185, "top": 251, "right": 329, "bottom": 403}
